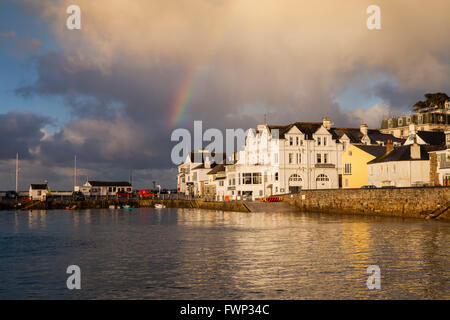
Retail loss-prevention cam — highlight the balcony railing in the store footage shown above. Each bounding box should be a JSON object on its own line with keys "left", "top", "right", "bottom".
{"left": 315, "top": 163, "right": 336, "bottom": 168}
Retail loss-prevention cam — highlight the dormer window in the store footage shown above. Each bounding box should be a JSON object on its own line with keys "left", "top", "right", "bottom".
{"left": 289, "top": 136, "right": 293, "bottom": 146}
{"left": 296, "top": 136, "right": 299, "bottom": 145}
{"left": 317, "top": 137, "right": 321, "bottom": 146}
{"left": 398, "top": 118, "right": 403, "bottom": 126}
{"left": 323, "top": 137, "right": 327, "bottom": 146}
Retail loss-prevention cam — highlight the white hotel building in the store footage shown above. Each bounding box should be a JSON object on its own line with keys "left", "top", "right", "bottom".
{"left": 177, "top": 118, "right": 401, "bottom": 200}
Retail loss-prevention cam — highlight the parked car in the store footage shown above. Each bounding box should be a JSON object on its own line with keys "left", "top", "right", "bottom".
{"left": 361, "top": 185, "right": 377, "bottom": 189}
{"left": 139, "top": 190, "right": 155, "bottom": 197}
{"left": 72, "top": 191, "right": 85, "bottom": 201}
{"left": 116, "top": 191, "right": 133, "bottom": 198}
{"left": 5, "top": 190, "right": 19, "bottom": 199}
{"left": 381, "top": 185, "right": 395, "bottom": 189}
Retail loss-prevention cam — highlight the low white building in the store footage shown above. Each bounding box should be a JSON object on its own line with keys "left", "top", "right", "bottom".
{"left": 29, "top": 184, "right": 49, "bottom": 200}
{"left": 75, "top": 181, "right": 132, "bottom": 196}
{"left": 367, "top": 141, "right": 433, "bottom": 187}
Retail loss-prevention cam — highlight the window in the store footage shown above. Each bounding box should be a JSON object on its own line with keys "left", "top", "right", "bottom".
{"left": 398, "top": 118, "right": 403, "bottom": 126}
{"left": 275, "top": 172, "right": 279, "bottom": 181}
{"left": 317, "top": 153, "right": 322, "bottom": 163}
{"left": 316, "top": 174, "right": 329, "bottom": 181}
{"left": 252, "top": 173, "right": 262, "bottom": 184}
{"left": 324, "top": 153, "right": 328, "bottom": 164}
{"left": 289, "top": 136, "right": 293, "bottom": 146}
{"left": 243, "top": 173, "right": 252, "bottom": 184}
{"left": 323, "top": 137, "right": 327, "bottom": 146}
{"left": 344, "top": 163, "right": 352, "bottom": 174}
{"left": 317, "top": 137, "right": 321, "bottom": 146}
{"left": 289, "top": 153, "right": 294, "bottom": 164}
{"left": 289, "top": 174, "right": 302, "bottom": 182}
{"left": 219, "top": 181, "right": 224, "bottom": 187}
{"left": 296, "top": 137, "right": 299, "bottom": 145}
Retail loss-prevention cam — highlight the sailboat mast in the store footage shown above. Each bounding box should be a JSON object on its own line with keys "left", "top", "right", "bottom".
{"left": 74, "top": 154, "right": 77, "bottom": 190}
{"left": 15, "top": 153, "right": 18, "bottom": 193}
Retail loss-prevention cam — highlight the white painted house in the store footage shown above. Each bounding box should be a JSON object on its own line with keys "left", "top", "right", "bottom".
{"left": 177, "top": 118, "right": 401, "bottom": 199}
{"left": 367, "top": 141, "right": 434, "bottom": 187}
{"left": 76, "top": 181, "right": 132, "bottom": 196}
{"left": 29, "top": 184, "right": 49, "bottom": 200}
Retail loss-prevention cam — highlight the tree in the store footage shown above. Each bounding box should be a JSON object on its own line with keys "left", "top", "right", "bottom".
{"left": 413, "top": 92, "right": 449, "bottom": 112}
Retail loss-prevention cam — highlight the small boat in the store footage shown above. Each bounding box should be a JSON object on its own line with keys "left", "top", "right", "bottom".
{"left": 122, "top": 205, "right": 134, "bottom": 210}
{"left": 65, "top": 205, "right": 77, "bottom": 210}
{"left": 154, "top": 204, "right": 166, "bottom": 209}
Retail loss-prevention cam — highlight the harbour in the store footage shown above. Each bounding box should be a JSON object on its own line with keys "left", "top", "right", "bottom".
{"left": 1, "top": 207, "right": 448, "bottom": 299}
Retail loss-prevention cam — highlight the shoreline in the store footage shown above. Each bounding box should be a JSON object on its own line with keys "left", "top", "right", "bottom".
{"left": 1, "top": 186, "right": 449, "bottom": 221}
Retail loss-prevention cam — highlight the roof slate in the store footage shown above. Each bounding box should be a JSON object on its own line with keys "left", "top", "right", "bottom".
{"left": 88, "top": 181, "right": 131, "bottom": 187}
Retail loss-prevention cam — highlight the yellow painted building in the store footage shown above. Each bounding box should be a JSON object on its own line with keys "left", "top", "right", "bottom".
{"left": 342, "top": 144, "right": 386, "bottom": 188}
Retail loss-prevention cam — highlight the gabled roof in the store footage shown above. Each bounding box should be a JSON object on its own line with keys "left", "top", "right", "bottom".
{"left": 88, "top": 181, "right": 131, "bottom": 187}
{"left": 207, "top": 163, "right": 225, "bottom": 175}
{"left": 416, "top": 131, "right": 445, "bottom": 146}
{"left": 353, "top": 145, "right": 386, "bottom": 158}
{"left": 267, "top": 122, "right": 400, "bottom": 145}
{"left": 30, "top": 184, "right": 47, "bottom": 190}
{"left": 367, "top": 131, "right": 404, "bottom": 144}
{"left": 268, "top": 122, "right": 323, "bottom": 139}
{"left": 188, "top": 152, "right": 226, "bottom": 164}
{"left": 367, "top": 145, "right": 439, "bottom": 164}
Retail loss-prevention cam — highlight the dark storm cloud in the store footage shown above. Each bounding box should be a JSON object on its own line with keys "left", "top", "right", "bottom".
{"left": 0, "top": 111, "right": 51, "bottom": 160}
{"left": 7, "top": 0, "right": 450, "bottom": 189}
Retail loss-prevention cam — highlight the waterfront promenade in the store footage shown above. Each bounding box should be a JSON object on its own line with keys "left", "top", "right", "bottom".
{"left": 1, "top": 186, "right": 449, "bottom": 220}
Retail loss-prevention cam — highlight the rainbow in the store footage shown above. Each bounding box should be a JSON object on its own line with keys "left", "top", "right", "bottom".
{"left": 167, "top": 9, "right": 235, "bottom": 129}
{"left": 168, "top": 67, "right": 202, "bottom": 129}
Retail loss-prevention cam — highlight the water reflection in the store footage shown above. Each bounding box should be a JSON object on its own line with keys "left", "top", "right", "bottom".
{"left": 0, "top": 208, "right": 448, "bottom": 299}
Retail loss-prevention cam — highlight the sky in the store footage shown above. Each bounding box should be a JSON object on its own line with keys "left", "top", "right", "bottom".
{"left": 0, "top": 0, "right": 449, "bottom": 190}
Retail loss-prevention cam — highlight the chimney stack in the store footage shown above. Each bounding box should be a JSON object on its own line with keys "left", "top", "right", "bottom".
{"left": 386, "top": 139, "right": 394, "bottom": 154}
{"left": 410, "top": 143, "right": 421, "bottom": 160}
{"left": 322, "top": 117, "right": 331, "bottom": 130}
{"left": 360, "top": 124, "right": 368, "bottom": 136}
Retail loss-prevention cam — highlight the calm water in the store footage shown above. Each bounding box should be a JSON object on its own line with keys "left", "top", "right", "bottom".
{"left": 0, "top": 208, "right": 449, "bottom": 299}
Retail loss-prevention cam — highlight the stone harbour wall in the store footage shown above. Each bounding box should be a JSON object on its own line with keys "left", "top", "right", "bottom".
{"left": 286, "top": 187, "right": 450, "bottom": 220}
